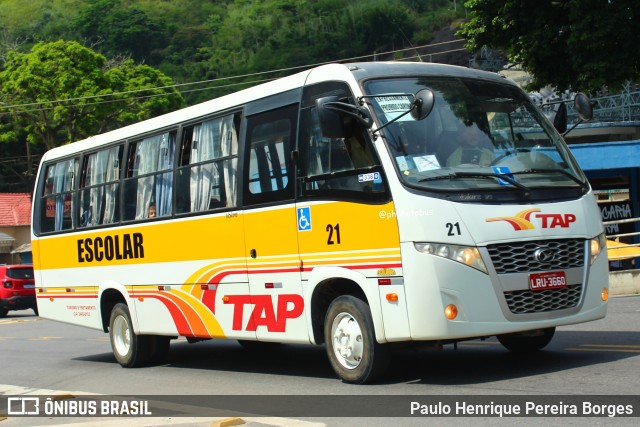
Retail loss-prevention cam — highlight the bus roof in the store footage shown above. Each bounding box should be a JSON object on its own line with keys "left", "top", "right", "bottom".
{"left": 40, "top": 62, "right": 508, "bottom": 163}
{"left": 345, "top": 61, "right": 506, "bottom": 83}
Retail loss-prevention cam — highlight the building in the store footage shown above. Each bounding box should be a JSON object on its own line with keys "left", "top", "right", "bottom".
{"left": 0, "top": 193, "right": 32, "bottom": 264}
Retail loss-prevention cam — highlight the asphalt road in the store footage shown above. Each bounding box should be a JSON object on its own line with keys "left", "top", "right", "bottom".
{"left": 0, "top": 295, "right": 638, "bottom": 426}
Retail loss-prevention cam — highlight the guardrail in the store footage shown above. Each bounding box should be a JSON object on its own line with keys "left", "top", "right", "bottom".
{"left": 603, "top": 217, "right": 640, "bottom": 262}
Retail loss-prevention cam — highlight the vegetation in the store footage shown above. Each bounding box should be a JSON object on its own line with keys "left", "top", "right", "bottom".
{"left": 4, "top": 1, "right": 638, "bottom": 193}
{"left": 0, "top": 0, "right": 463, "bottom": 192}
{"left": 458, "top": 0, "right": 640, "bottom": 92}
{"left": 0, "top": 40, "right": 183, "bottom": 151}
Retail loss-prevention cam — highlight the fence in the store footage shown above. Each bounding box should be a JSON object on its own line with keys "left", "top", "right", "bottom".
{"left": 602, "top": 217, "right": 640, "bottom": 269}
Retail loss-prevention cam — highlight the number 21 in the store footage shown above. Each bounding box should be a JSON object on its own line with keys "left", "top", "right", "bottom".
{"left": 326, "top": 224, "right": 341, "bottom": 245}
{"left": 446, "top": 222, "right": 461, "bottom": 236}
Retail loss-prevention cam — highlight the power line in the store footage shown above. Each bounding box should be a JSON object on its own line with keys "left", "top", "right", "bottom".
{"left": 0, "top": 39, "right": 468, "bottom": 113}
{"left": 0, "top": 78, "right": 277, "bottom": 116}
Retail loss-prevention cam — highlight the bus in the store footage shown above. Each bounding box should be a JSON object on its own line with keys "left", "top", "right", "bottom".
{"left": 31, "top": 62, "right": 608, "bottom": 384}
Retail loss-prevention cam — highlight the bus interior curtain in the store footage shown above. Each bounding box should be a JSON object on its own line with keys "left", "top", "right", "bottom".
{"left": 134, "top": 135, "right": 162, "bottom": 219}
{"left": 54, "top": 160, "right": 73, "bottom": 231}
{"left": 221, "top": 115, "right": 238, "bottom": 208}
{"left": 103, "top": 147, "right": 119, "bottom": 223}
{"left": 190, "top": 122, "right": 212, "bottom": 211}
{"left": 156, "top": 133, "right": 175, "bottom": 217}
{"left": 88, "top": 151, "right": 106, "bottom": 226}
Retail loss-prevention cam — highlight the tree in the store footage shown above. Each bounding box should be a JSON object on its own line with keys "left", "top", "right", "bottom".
{"left": 72, "top": 0, "right": 168, "bottom": 65}
{"left": 201, "top": 0, "right": 415, "bottom": 94}
{"left": 458, "top": 0, "right": 640, "bottom": 92}
{"left": 0, "top": 40, "right": 184, "bottom": 151}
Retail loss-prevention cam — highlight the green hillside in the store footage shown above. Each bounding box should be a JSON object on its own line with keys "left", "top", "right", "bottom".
{"left": 0, "top": 0, "right": 468, "bottom": 192}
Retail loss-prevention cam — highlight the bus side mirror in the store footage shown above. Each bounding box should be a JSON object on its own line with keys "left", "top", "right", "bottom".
{"left": 574, "top": 93, "right": 593, "bottom": 121}
{"left": 316, "top": 96, "right": 345, "bottom": 138}
{"left": 316, "top": 96, "right": 373, "bottom": 138}
{"left": 553, "top": 102, "right": 567, "bottom": 134}
{"left": 410, "top": 88, "right": 435, "bottom": 121}
{"left": 543, "top": 92, "right": 593, "bottom": 136}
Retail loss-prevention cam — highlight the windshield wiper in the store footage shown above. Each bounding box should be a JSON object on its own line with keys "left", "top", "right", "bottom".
{"left": 419, "top": 171, "right": 531, "bottom": 197}
{"left": 514, "top": 168, "right": 589, "bottom": 191}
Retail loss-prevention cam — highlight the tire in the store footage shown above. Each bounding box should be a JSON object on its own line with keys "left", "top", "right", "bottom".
{"left": 497, "top": 327, "right": 556, "bottom": 353}
{"left": 324, "top": 295, "right": 390, "bottom": 384}
{"left": 109, "top": 303, "right": 150, "bottom": 367}
{"left": 0, "top": 308, "right": 8, "bottom": 318}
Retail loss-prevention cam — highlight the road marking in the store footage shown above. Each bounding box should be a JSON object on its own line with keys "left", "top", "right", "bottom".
{"left": 212, "top": 417, "right": 246, "bottom": 427}
{"left": 565, "top": 344, "right": 640, "bottom": 353}
{"left": 29, "top": 336, "right": 64, "bottom": 341}
{"left": 0, "top": 336, "right": 16, "bottom": 340}
{"left": 0, "top": 319, "right": 28, "bottom": 325}
{"left": 578, "top": 344, "right": 640, "bottom": 349}
{"left": 0, "top": 317, "right": 40, "bottom": 325}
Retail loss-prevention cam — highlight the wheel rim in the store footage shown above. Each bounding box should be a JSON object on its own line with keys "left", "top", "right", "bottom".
{"left": 331, "top": 311, "right": 364, "bottom": 370}
{"left": 112, "top": 314, "right": 131, "bottom": 357}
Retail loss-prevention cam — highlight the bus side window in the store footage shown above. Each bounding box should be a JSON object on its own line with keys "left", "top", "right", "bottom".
{"left": 297, "top": 81, "right": 387, "bottom": 199}
{"left": 123, "top": 131, "right": 176, "bottom": 221}
{"left": 243, "top": 105, "right": 297, "bottom": 205}
{"left": 39, "top": 158, "right": 77, "bottom": 233}
{"left": 78, "top": 145, "right": 122, "bottom": 228}
{"left": 176, "top": 113, "right": 240, "bottom": 214}
{"left": 298, "top": 106, "right": 384, "bottom": 196}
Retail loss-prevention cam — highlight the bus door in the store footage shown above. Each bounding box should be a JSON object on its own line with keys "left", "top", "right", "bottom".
{"left": 241, "top": 101, "right": 308, "bottom": 343}
{"left": 295, "top": 81, "right": 402, "bottom": 331}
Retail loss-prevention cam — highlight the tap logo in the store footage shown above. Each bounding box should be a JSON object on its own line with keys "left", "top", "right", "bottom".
{"left": 486, "top": 208, "right": 576, "bottom": 231}
{"left": 486, "top": 208, "right": 539, "bottom": 231}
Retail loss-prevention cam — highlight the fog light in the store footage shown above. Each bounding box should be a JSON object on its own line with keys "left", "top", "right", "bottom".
{"left": 445, "top": 304, "right": 458, "bottom": 320}
{"left": 601, "top": 288, "right": 608, "bottom": 302}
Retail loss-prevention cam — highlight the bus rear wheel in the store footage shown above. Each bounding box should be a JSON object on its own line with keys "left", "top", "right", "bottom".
{"left": 109, "top": 303, "right": 150, "bottom": 367}
{"left": 497, "top": 327, "right": 556, "bottom": 353}
{"left": 324, "top": 295, "right": 389, "bottom": 384}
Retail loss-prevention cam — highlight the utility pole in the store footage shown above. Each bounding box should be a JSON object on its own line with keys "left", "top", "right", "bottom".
{"left": 0, "top": 101, "right": 34, "bottom": 194}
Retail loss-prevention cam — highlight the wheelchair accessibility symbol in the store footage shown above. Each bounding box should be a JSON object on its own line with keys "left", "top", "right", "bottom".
{"left": 297, "top": 207, "right": 312, "bottom": 231}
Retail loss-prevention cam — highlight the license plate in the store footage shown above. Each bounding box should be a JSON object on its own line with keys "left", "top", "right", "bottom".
{"left": 529, "top": 271, "right": 567, "bottom": 291}
{"left": 23, "top": 284, "right": 35, "bottom": 289}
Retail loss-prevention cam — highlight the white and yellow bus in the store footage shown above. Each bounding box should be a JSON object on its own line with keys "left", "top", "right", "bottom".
{"left": 32, "top": 62, "right": 608, "bottom": 384}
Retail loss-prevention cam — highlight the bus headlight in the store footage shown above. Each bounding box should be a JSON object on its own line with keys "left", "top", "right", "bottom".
{"left": 590, "top": 232, "right": 607, "bottom": 265}
{"left": 414, "top": 242, "right": 488, "bottom": 274}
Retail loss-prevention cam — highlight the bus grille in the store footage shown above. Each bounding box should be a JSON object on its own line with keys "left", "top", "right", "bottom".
{"left": 504, "top": 284, "right": 582, "bottom": 314}
{"left": 487, "top": 239, "right": 585, "bottom": 274}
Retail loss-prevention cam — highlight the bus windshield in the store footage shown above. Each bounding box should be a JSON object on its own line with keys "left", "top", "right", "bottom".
{"left": 363, "top": 77, "right": 588, "bottom": 197}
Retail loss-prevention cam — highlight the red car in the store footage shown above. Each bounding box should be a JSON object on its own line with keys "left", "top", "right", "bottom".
{"left": 0, "top": 264, "right": 37, "bottom": 318}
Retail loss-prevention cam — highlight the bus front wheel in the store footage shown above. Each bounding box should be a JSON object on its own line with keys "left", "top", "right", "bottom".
{"left": 324, "top": 295, "right": 389, "bottom": 384}
{"left": 497, "top": 327, "right": 555, "bottom": 353}
{"left": 109, "top": 303, "right": 150, "bottom": 367}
